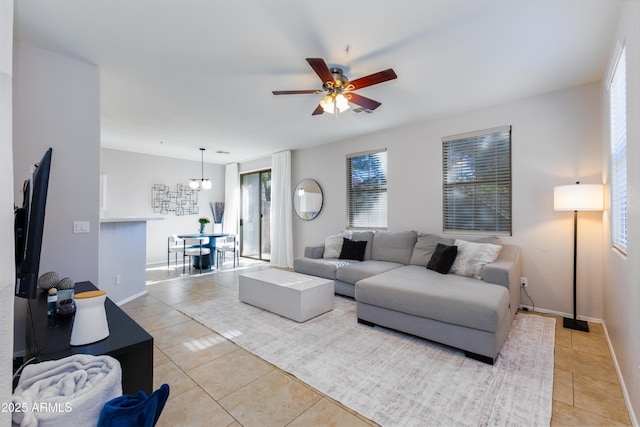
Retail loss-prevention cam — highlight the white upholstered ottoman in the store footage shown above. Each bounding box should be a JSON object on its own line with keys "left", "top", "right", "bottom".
{"left": 239, "top": 269, "right": 334, "bottom": 322}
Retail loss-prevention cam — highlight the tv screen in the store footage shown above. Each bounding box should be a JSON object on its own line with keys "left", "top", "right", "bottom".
{"left": 15, "top": 148, "right": 52, "bottom": 299}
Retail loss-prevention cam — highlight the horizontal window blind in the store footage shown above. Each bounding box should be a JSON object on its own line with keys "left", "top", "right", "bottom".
{"left": 347, "top": 149, "right": 387, "bottom": 229}
{"left": 442, "top": 126, "right": 512, "bottom": 235}
{"left": 609, "top": 47, "right": 627, "bottom": 252}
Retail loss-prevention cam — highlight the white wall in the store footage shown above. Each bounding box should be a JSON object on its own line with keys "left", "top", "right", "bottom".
{"left": 602, "top": 1, "right": 640, "bottom": 423}
{"left": 100, "top": 148, "right": 225, "bottom": 264}
{"left": 292, "top": 82, "right": 604, "bottom": 320}
{"left": 99, "top": 220, "right": 148, "bottom": 304}
{"left": 1, "top": 0, "right": 14, "bottom": 422}
{"left": 12, "top": 43, "right": 101, "bottom": 354}
{"left": 239, "top": 156, "right": 271, "bottom": 174}
{"left": 13, "top": 43, "right": 100, "bottom": 283}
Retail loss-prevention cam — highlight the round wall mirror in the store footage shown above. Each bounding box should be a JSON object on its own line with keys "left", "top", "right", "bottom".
{"left": 293, "top": 179, "right": 323, "bottom": 220}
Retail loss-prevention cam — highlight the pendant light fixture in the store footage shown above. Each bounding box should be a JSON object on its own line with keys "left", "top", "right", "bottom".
{"left": 189, "top": 148, "right": 212, "bottom": 190}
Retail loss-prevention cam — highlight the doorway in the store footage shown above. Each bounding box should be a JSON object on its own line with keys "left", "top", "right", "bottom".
{"left": 240, "top": 170, "right": 271, "bottom": 261}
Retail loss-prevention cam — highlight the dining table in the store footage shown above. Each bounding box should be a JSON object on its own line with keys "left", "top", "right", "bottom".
{"left": 177, "top": 233, "right": 228, "bottom": 270}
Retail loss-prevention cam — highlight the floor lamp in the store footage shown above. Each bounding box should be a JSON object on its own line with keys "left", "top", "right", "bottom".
{"left": 554, "top": 182, "right": 603, "bottom": 332}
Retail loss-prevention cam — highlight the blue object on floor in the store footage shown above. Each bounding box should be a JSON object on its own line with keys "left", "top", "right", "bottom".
{"left": 98, "top": 383, "right": 170, "bottom": 427}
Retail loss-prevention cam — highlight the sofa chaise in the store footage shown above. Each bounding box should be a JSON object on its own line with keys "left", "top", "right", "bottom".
{"left": 293, "top": 230, "right": 522, "bottom": 364}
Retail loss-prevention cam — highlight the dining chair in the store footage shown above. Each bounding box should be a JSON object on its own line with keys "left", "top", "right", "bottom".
{"left": 167, "top": 235, "right": 184, "bottom": 268}
{"left": 183, "top": 237, "right": 211, "bottom": 274}
{"left": 216, "top": 235, "right": 239, "bottom": 269}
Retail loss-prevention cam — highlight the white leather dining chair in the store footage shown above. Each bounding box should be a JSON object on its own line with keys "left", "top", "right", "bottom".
{"left": 216, "top": 235, "right": 239, "bottom": 268}
{"left": 167, "top": 235, "right": 184, "bottom": 268}
{"left": 183, "top": 237, "right": 211, "bottom": 274}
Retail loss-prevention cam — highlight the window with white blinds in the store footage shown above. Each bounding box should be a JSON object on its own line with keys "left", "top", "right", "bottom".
{"left": 442, "top": 126, "right": 512, "bottom": 235}
{"left": 609, "top": 46, "right": 627, "bottom": 253}
{"left": 347, "top": 149, "right": 387, "bottom": 229}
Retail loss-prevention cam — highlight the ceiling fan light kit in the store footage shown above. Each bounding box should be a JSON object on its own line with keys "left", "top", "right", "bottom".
{"left": 272, "top": 58, "right": 397, "bottom": 116}
{"left": 320, "top": 93, "right": 350, "bottom": 114}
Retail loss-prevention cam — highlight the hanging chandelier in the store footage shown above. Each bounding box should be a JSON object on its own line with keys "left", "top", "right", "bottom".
{"left": 189, "top": 148, "right": 212, "bottom": 190}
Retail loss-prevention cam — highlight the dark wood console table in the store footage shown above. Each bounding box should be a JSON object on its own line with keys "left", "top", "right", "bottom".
{"left": 26, "top": 281, "right": 153, "bottom": 395}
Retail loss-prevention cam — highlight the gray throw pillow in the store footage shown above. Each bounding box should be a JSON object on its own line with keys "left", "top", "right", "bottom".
{"left": 409, "top": 234, "right": 455, "bottom": 266}
{"left": 371, "top": 231, "right": 418, "bottom": 264}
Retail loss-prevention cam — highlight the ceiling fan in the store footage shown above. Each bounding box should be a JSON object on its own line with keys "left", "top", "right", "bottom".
{"left": 272, "top": 58, "right": 398, "bottom": 116}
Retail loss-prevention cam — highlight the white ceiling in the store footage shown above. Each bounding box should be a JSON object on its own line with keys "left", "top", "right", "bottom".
{"left": 14, "top": 0, "right": 621, "bottom": 164}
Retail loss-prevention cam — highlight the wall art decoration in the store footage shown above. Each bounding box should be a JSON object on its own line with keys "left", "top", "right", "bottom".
{"left": 152, "top": 184, "right": 199, "bottom": 216}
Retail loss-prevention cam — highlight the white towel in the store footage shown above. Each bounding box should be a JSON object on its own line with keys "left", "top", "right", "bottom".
{"left": 12, "top": 354, "right": 122, "bottom": 427}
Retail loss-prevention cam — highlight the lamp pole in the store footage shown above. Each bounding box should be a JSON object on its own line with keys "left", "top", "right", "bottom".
{"left": 562, "top": 181, "right": 589, "bottom": 332}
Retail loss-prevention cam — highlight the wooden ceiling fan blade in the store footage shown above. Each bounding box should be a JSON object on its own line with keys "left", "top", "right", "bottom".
{"left": 348, "top": 93, "right": 382, "bottom": 110}
{"left": 272, "top": 90, "right": 318, "bottom": 95}
{"left": 348, "top": 69, "right": 397, "bottom": 90}
{"left": 306, "top": 58, "right": 335, "bottom": 86}
{"left": 312, "top": 104, "right": 324, "bottom": 115}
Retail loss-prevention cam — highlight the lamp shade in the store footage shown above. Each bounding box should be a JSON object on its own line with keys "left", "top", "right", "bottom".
{"left": 335, "top": 93, "right": 350, "bottom": 112}
{"left": 320, "top": 93, "right": 350, "bottom": 114}
{"left": 554, "top": 184, "right": 603, "bottom": 211}
{"left": 320, "top": 95, "right": 334, "bottom": 114}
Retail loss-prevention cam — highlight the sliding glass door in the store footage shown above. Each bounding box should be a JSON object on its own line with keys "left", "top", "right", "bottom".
{"left": 240, "top": 170, "right": 271, "bottom": 261}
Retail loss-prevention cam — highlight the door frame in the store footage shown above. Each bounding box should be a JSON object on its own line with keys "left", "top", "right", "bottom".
{"left": 239, "top": 169, "right": 271, "bottom": 261}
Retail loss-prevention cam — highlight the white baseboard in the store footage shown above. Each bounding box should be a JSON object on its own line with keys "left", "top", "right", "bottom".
{"left": 146, "top": 261, "right": 168, "bottom": 268}
{"left": 602, "top": 321, "right": 639, "bottom": 427}
{"left": 115, "top": 290, "right": 147, "bottom": 306}
{"left": 518, "top": 305, "right": 602, "bottom": 324}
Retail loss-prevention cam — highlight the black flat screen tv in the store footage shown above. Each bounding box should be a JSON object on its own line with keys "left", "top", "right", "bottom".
{"left": 15, "top": 148, "right": 52, "bottom": 299}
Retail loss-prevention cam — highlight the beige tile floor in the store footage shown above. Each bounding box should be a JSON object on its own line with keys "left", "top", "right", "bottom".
{"left": 550, "top": 316, "right": 632, "bottom": 426}
{"left": 121, "top": 261, "right": 632, "bottom": 427}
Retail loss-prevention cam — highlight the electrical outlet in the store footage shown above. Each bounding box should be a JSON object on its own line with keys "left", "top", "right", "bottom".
{"left": 115, "top": 275, "right": 121, "bottom": 286}
{"left": 521, "top": 277, "right": 528, "bottom": 288}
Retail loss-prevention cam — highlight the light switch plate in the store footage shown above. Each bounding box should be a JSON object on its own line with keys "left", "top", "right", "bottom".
{"left": 73, "top": 221, "right": 90, "bottom": 234}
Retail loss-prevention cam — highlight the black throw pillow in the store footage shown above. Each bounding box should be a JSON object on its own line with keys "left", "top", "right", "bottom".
{"left": 426, "top": 243, "right": 458, "bottom": 274}
{"left": 339, "top": 238, "right": 368, "bottom": 261}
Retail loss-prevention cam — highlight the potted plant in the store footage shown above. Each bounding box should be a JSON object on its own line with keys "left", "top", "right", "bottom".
{"left": 198, "top": 216, "right": 210, "bottom": 234}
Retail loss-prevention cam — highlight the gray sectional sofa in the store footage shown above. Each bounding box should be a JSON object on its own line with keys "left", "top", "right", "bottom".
{"left": 293, "top": 230, "right": 522, "bottom": 364}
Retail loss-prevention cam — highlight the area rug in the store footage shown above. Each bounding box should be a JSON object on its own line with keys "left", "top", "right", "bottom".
{"left": 180, "top": 296, "right": 555, "bottom": 427}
